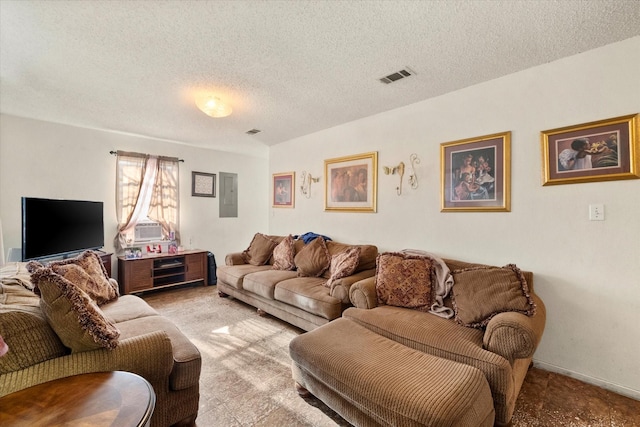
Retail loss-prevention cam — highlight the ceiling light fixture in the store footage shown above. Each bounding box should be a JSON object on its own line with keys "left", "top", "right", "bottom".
{"left": 195, "top": 95, "right": 232, "bottom": 118}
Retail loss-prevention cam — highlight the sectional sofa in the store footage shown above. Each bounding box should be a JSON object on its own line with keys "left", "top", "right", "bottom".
{"left": 216, "top": 233, "right": 378, "bottom": 331}
{"left": 289, "top": 251, "right": 546, "bottom": 427}
{"left": 0, "top": 253, "right": 201, "bottom": 427}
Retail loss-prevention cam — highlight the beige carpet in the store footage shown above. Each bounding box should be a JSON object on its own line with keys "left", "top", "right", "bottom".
{"left": 142, "top": 285, "right": 640, "bottom": 427}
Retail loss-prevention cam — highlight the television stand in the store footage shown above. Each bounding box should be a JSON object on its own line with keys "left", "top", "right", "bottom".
{"left": 117, "top": 249, "right": 207, "bottom": 294}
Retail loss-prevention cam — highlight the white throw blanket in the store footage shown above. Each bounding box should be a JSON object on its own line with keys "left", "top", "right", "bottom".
{"left": 402, "top": 249, "right": 454, "bottom": 319}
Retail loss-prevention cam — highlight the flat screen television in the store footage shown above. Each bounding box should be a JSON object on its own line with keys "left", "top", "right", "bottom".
{"left": 21, "top": 197, "right": 105, "bottom": 261}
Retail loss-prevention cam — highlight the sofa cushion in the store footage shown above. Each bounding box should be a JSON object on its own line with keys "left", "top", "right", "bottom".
{"left": 100, "top": 294, "right": 160, "bottom": 323}
{"left": 375, "top": 252, "right": 434, "bottom": 312}
{"left": 274, "top": 277, "right": 342, "bottom": 320}
{"left": 272, "top": 234, "right": 296, "bottom": 271}
{"left": 242, "top": 233, "right": 278, "bottom": 266}
{"left": 0, "top": 311, "right": 67, "bottom": 374}
{"left": 0, "top": 274, "right": 68, "bottom": 374}
{"left": 243, "top": 270, "right": 298, "bottom": 299}
{"left": 325, "top": 246, "right": 361, "bottom": 288}
{"left": 116, "top": 314, "right": 201, "bottom": 391}
{"left": 30, "top": 267, "right": 120, "bottom": 352}
{"left": 451, "top": 264, "right": 536, "bottom": 329}
{"left": 216, "top": 264, "right": 272, "bottom": 290}
{"left": 294, "top": 237, "right": 331, "bottom": 277}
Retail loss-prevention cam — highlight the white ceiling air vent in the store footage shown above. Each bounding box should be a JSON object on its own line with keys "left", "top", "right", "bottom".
{"left": 379, "top": 67, "right": 415, "bottom": 84}
{"left": 246, "top": 129, "right": 261, "bottom": 135}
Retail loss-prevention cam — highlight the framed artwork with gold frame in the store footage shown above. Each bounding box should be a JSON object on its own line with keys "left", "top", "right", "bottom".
{"left": 273, "top": 172, "right": 295, "bottom": 208}
{"left": 440, "top": 132, "right": 511, "bottom": 212}
{"left": 324, "top": 151, "right": 377, "bottom": 212}
{"left": 541, "top": 113, "right": 639, "bottom": 186}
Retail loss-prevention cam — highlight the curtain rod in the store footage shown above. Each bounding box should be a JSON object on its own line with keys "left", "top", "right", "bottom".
{"left": 109, "top": 151, "right": 184, "bottom": 162}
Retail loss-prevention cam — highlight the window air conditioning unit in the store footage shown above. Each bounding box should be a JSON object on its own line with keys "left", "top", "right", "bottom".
{"left": 134, "top": 222, "right": 163, "bottom": 243}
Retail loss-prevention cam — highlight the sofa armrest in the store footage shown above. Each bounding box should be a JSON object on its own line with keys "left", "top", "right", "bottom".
{"left": 0, "top": 330, "right": 174, "bottom": 397}
{"left": 349, "top": 276, "right": 378, "bottom": 309}
{"left": 483, "top": 293, "right": 546, "bottom": 362}
{"left": 225, "top": 252, "right": 246, "bottom": 266}
{"left": 330, "top": 269, "right": 376, "bottom": 304}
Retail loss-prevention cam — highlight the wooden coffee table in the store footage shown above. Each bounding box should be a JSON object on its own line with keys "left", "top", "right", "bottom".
{"left": 0, "top": 371, "right": 155, "bottom": 426}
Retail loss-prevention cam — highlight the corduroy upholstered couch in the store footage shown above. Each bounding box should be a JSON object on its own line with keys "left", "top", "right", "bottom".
{"left": 290, "top": 253, "right": 546, "bottom": 427}
{"left": 0, "top": 260, "right": 201, "bottom": 427}
{"left": 217, "top": 233, "right": 378, "bottom": 331}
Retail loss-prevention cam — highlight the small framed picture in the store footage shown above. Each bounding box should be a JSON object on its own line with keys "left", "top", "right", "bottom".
{"left": 324, "top": 151, "right": 378, "bottom": 212}
{"left": 440, "top": 132, "right": 511, "bottom": 212}
{"left": 273, "top": 172, "right": 295, "bottom": 208}
{"left": 192, "top": 171, "right": 216, "bottom": 197}
{"left": 124, "top": 247, "right": 143, "bottom": 259}
{"left": 541, "top": 113, "right": 639, "bottom": 185}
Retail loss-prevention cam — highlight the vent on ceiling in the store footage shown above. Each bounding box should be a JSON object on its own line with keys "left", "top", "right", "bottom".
{"left": 379, "top": 67, "right": 415, "bottom": 84}
{"left": 246, "top": 129, "right": 262, "bottom": 135}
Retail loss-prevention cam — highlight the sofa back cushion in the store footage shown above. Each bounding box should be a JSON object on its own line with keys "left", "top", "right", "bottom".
{"left": 450, "top": 264, "right": 536, "bottom": 328}
{"left": 294, "top": 237, "right": 331, "bottom": 277}
{"left": 242, "top": 233, "right": 278, "bottom": 266}
{"left": 375, "top": 252, "right": 434, "bottom": 312}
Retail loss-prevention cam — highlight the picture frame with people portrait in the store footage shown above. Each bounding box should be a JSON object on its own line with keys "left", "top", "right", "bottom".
{"left": 324, "top": 151, "right": 377, "bottom": 212}
{"left": 273, "top": 172, "right": 295, "bottom": 208}
{"left": 541, "top": 113, "right": 639, "bottom": 186}
{"left": 441, "top": 132, "right": 511, "bottom": 212}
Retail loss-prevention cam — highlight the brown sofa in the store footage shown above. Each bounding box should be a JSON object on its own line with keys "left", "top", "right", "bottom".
{"left": 290, "top": 254, "right": 546, "bottom": 426}
{"left": 0, "top": 261, "right": 201, "bottom": 427}
{"left": 217, "top": 233, "right": 378, "bottom": 331}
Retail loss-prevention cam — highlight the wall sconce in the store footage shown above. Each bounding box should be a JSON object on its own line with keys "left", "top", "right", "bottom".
{"left": 383, "top": 162, "right": 405, "bottom": 195}
{"left": 300, "top": 171, "right": 320, "bottom": 198}
{"left": 195, "top": 95, "right": 232, "bottom": 118}
{"left": 383, "top": 153, "right": 420, "bottom": 195}
{"left": 408, "top": 153, "right": 420, "bottom": 190}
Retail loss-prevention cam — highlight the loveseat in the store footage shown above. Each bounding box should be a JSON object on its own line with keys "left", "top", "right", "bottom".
{"left": 217, "top": 233, "right": 378, "bottom": 331}
{"left": 290, "top": 252, "right": 546, "bottom": 426}
{"left": 0, "top": 253, "right": 201, "bottom": 427}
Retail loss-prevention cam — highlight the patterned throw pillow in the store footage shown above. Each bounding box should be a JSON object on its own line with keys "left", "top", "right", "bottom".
{"left": 242, "top": 233, "right": 278, "bottom": 266}
{"left": 30, "top": 267, "right": 120, "bottom": 352}
{"left": 451, "top": 264, "right": 536, "bottom": 329}
{"left": 375, "top": 252, "right": 434, "bottom": 312}
{"left": 294, "top": 237, "right": 331, "bottom": 277}
{"left": 325, "top": 247, "right": 361, "bottom": 288}
{"left": 49, "top": 251, "right": 118, "bottom": 305}
{"left": 272, "top": 235, "right": 296, "bottom": 271}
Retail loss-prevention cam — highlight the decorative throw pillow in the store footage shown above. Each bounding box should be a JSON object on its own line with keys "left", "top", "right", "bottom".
{"left": 451, "top": 264, "right": 536, "bottom": 329}
{"left": 325, "top": 246, "right": 361, "bottom": 288}
{"left": 49, "top": 251, "right": 118, "bottom": 305}
{"left": 272, "top": 235, "right": 296, "bottom": 271}
{"left": 375, "top": 252, "right": 434, "bottom": 311}
{"left": 242, "top": 233, "right": 278, "bottom": 266}
{"left": 30, "top": 267, "right": 120, "bottom": 352}
{"left": 294, "top": 237, "right": 331, "bottom": 277}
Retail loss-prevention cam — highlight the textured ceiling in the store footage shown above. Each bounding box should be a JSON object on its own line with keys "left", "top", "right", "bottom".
{"left": 1, "top": 1, "right": 639, "bottom": 156}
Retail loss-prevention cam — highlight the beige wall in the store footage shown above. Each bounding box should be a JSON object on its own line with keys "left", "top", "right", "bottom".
{"left": 269, "top": 37, "right": 640, "bottom": 398}
{"left": 0, "top": 115, "right": 270, "bottom": 276}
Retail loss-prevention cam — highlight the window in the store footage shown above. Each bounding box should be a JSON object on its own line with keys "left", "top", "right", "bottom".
{"left": 114, "top": 151, "right": 180, "bottom": 250}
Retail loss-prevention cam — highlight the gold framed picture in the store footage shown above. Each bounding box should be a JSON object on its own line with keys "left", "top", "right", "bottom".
{"left": 324, "top": 151, "right": 377, "bottom": 212}
{"left": 273, "top": 172, "right": 295, "bottom": 208}
{"left": 541, "top": 113, "right": 639, "bottom": 186}
{"left": 440, "top": 132, "right": 511, "bottom": 212}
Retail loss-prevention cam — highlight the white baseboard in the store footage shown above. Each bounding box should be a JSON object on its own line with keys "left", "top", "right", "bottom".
{"left": 533, "top": 359, "right": 640, "bottom": 400}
